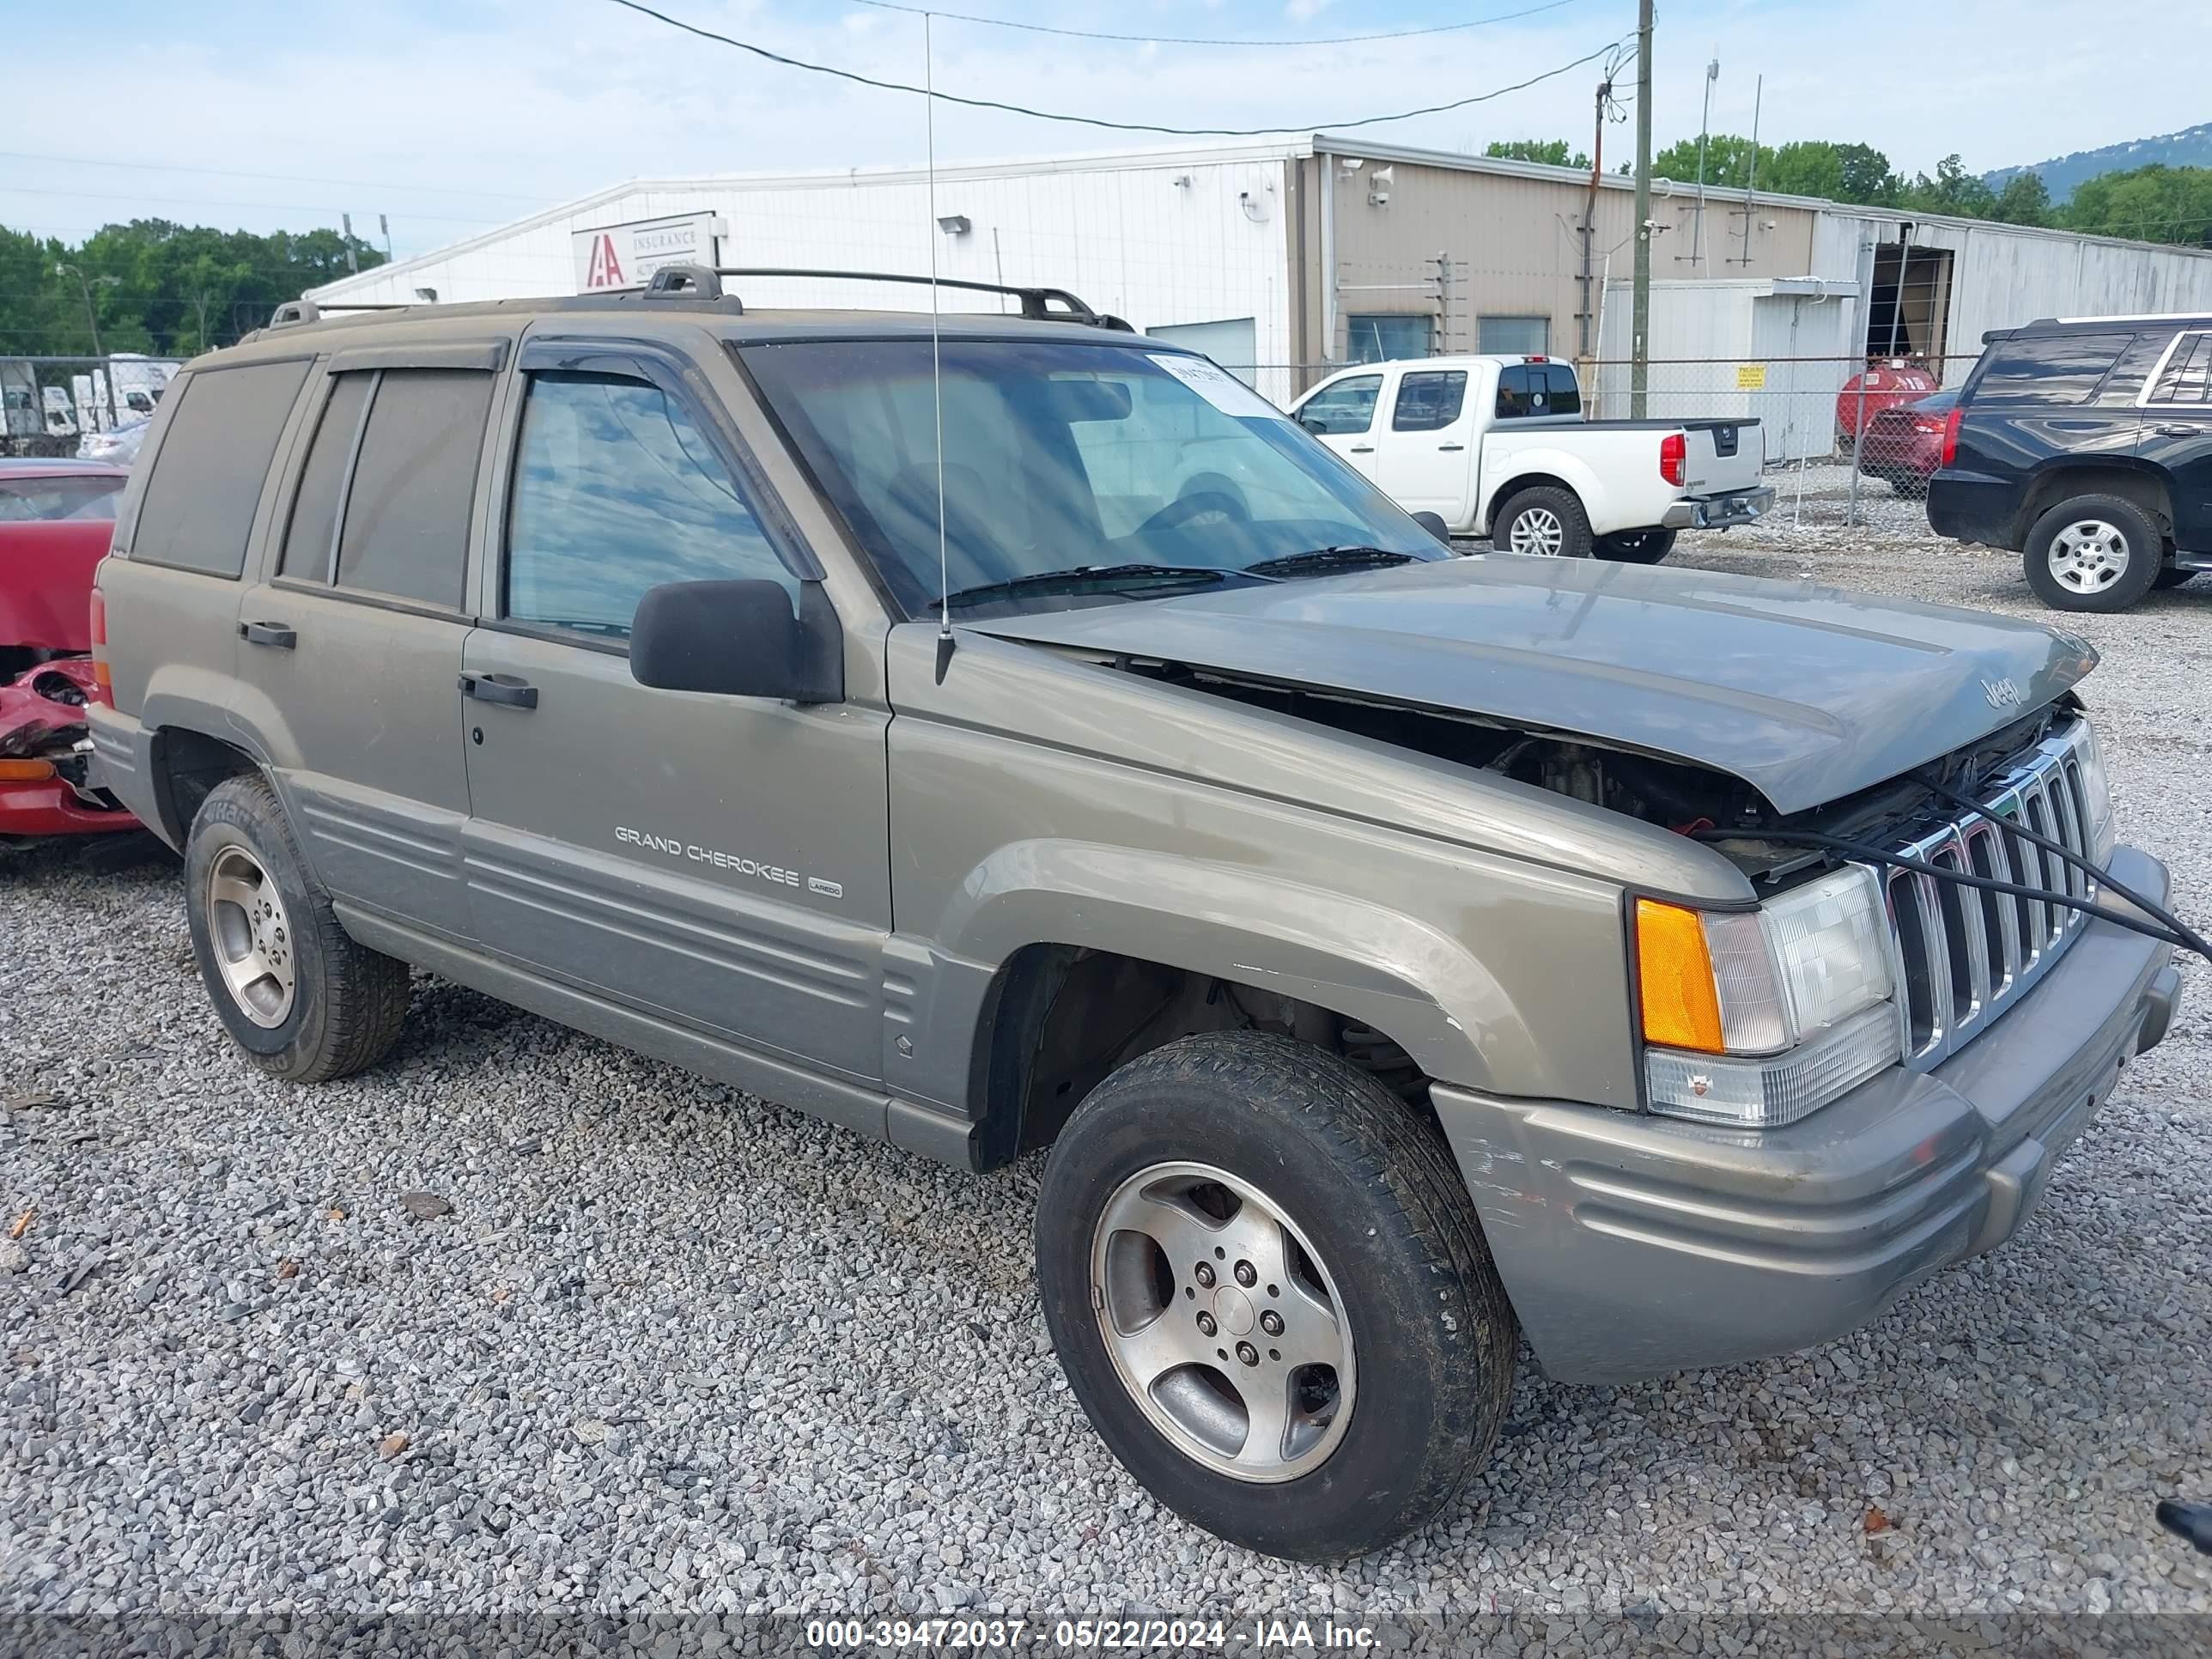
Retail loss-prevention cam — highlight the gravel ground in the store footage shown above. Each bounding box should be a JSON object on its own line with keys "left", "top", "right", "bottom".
{"left": 3, "top": 501, "right": 2210, "bottom": 1637}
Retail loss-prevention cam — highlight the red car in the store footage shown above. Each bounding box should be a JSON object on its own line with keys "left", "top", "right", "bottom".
{"left": 1853, "top": 386, "right": 1958, "bottom": 501}
{"left": 0, "top": 460, "right": 140, "bottom": 839}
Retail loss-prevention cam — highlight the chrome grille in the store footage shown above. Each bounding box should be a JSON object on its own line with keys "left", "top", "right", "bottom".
{"left": 1876, "top": 720, "right": 2100, "bottom": 1070}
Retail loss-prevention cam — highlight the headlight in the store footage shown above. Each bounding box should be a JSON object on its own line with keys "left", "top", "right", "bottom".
{"left": 1634, "top": 866, "right": 1904, "bottom": 1128}
{"left": 2075, "top": 719, "right": 2116, "bottom": 862}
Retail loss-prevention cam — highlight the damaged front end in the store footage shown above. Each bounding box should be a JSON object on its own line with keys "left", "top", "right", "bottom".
{"left": 0, "top": 656, "right": 138, "bottom": 841}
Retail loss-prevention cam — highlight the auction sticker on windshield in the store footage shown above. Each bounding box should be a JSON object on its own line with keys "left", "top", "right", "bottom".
{"left": 1146, "top": 354, "right": 1289, "bottom": 422}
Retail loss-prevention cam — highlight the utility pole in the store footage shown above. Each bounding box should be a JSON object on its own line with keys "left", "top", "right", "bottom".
{"left": 1630, "top": 0, "right": 1654, "bottom": 418}
{"left": 1692, "top": 55, "right": 1718, "bottom": 271}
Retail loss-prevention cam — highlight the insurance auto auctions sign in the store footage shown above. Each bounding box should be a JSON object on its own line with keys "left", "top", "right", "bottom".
{"left": 571, "top": 213, "right": 720, "bottom": 293}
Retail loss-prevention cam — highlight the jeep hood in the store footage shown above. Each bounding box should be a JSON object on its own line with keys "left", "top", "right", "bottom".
{"left": 970, "top": 556, "right": 2095, "bottom": 815}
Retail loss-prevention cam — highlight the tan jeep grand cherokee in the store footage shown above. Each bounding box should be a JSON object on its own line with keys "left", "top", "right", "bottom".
{"left": 88, "top": 271, "right": 2182, "bottom": 1559}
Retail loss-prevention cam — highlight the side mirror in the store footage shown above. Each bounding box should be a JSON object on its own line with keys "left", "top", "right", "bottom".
{"left": 1410, "top": 510, "right": 1453, "bottom": 546}
{"left": 629, "top": 578, "right": 843, "bottom": 702}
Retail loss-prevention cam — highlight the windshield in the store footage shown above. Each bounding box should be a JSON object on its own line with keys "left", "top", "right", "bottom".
{"left": 738, "top": 337, "right": 1444, "bottom": 617}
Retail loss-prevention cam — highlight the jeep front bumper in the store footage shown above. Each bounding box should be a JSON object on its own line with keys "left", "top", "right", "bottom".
{"left": 1430, "top": 844, "right": 2179, "bottom": 1385}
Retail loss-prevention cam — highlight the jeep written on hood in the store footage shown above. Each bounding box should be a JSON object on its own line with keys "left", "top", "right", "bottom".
{"left": 971, "top": 555, "right": 2096, "bottom": 816}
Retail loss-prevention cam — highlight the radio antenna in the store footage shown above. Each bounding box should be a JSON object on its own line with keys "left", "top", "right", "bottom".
{"left": 926, "top": 9, "right": 956, "bottom": 684}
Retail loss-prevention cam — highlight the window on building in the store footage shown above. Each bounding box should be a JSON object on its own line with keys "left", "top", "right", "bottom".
{"left": 131, "top": 360, "right": 312, "bottom": 577}
{"left": 1974, "top": 331, "right": 2133, "bottom": 407}
{"left": 1479, "top": 315, "right": 1550, "bottom": 356}
{"left": 333, "top": 369, "right": 494, "bottom": 611}
{"left": 1391, "top": 371, "right": 1468, "bottom": 432}
{"left": 1296, "top": 374, "right": 1382, "bottom": 435}
{"left": 506, "top": 371, "right": 793, "bottom": 638}
{"left": 1346, "top": 315, "right": 1431, "bottom": 364}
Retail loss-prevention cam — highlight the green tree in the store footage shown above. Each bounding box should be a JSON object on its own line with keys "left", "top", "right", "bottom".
{"left": 1484, "top": 138, "right": 1591, "bottom": 170}
{"left": 2062, "top": 163, "right": 2212, "bottom": 245}
{"left": 1902, "top": 154, "right": 1996, "bottom": 218}
{"left": 1989, "top": 171, "right": 2053, "bottom": 228}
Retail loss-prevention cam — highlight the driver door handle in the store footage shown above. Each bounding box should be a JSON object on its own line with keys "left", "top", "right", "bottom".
{"left": 459, "top": 672, "right": 538, "bottom": 710}
{"left": 2155, "top": 424, "right": 2202, "bottom": 438}
{"left": 1437, "top": 442, "right": 1467, "bottom": 452}
{"left": 1348, "top": 443, "right": 1375, "bottom": 453}
{"left": 239, "top": 620, "right": 296, "bottom": 649}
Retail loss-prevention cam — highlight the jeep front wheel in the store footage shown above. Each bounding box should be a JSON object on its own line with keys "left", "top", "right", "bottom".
{"left": 1035, "top": 1031, "right": 1516, "bottom": 1559}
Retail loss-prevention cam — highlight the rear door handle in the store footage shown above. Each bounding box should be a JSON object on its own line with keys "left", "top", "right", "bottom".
{"left": 239, "top": 620, "right": 295, "bottom": 649}
{"left": 1348, "top": 443, "right": 1375, "bottom": 453}
{"left": 1437, "top": 442, "right": 1467, "bottom": 452}
{"left": 459, "top": 672, "right": 538, "bottom": 710}
{"left": 2156, "top": 424, "right": 2202, "bottom": 438}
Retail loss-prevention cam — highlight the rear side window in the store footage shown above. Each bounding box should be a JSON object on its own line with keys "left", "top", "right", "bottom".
{"left": 278, "top": 373, "right": 374, "bottom": 580}
{"left": 1497, "top": 364, "right": 1573, "bottom": 419}
{"left": 1972, "top": 331, "right": 2131, "bottom": 406}
{"left": 131, "top": 360, "right": 311, "bottom": 576}
{"left": 334, "top": 369, "right": 494, "bottom": 610}
{"left": 2146, "top": 331, "right": 2212, "bottom": 406}
{"left": 1296, "top": 375, "right": 1381, "bottom": 435}
{"left": 1392, "top": 371, "right": 1468, "bottom": 432}
{"left": 504, "top": 371, "right": 792, "bottom": 638}
{"left": 1542, "top": 363, "right": 1581, "bottom": 416}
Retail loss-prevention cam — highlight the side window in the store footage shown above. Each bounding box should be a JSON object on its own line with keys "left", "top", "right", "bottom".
{"left": 1296, "top": 375, "right": 1382, "bottom": 435}
{"left": 505, "top": 372, "right": 792, "bottom": 639}
{"left": 278, "top": 373, "right": 374, "bottom": 580}
{"left": 1543, "top": 364, "right": 1582, "bottom": 416}
{"left": 1494, "top": 365, "right": 1535, "bottom": 419}
{"left": 2147, "top": 331, "right": 2212, "bottom": 406}
{"left": 334, "top": 369, "right": 494, "bottom": 610}
{"left": 1392, "top": 371, "right": 1468, "bottom": 432}
{"left": 1974, "top": 331, "right": 2131, "bottom": 406}
{"left": 131, "top": 359, "right": 311, "bottom": 577}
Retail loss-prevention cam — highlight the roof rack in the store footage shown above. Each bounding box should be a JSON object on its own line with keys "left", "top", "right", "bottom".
{"left": 267, "top": 297, "right": 411, "bottom": 329}
{"left": 710, "top": 267, "right": 1133, "bottom": 330}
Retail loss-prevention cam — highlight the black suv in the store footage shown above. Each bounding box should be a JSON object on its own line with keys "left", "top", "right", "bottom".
{"left": 1928, "top": 313, "right": 2212, "bottom": 611}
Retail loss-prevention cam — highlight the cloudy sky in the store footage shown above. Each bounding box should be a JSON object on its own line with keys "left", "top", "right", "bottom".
{"left": 7, "top": 0, "right": 2206, "bottom": 258}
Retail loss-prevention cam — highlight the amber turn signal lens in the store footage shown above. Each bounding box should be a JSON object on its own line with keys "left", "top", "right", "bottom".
{"left": 1635, "top": 897, "right": 1725, "bottom": 1053}
{"left": 0, "top": 759, "right": 58, "bottom": 782}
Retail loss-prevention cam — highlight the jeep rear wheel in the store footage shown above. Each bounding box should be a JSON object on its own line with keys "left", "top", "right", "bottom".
{"left": 2022, "top": 495, "right": 2163, "bottom": 612}
{"left": 1035, "top": 1031, "right": 1516, "bottom": 1559}
{"left": 184, "top": 774, "right": 411, "bottom": 1082}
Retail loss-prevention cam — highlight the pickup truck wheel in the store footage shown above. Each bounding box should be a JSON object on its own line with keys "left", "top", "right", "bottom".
{"left": 184, "top": 774, "right": 411, "bottom": 1083}
{"left": 2023, "top": 495, "right": 2163, "bottom": 612}
{"left": 1492, "top": 486, "right": 1592, "bottom": 559}
{"left": 1594, "top": 528, "right": 1676, "bottom": 564}
{"left": 1035, "top": 1030, "right": 1516, "bottom": 1559}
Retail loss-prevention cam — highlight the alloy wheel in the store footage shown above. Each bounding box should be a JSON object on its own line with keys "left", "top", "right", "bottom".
{"left": 1090, "top": 1160, "right": 1355, "bottom": 1484}
{"left": 1507, "top": 507, "right": 1565, "bottom": 556}
{"left": 204, "top": 844, "right": 296, "bottom": 1028}
{"left": 2049, "top": 520, "right": 2130, "bottom": 594}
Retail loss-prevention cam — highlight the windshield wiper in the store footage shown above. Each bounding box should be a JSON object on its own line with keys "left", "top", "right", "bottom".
{"left": 930, "top": 562, "right": 1243, "bottom": 611}
{"left": 1243, "top": 545, "right": 1419, "bottom": 579}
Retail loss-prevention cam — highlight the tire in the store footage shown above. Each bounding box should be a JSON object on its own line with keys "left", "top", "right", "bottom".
{"left": 2153, "top": 566, "right": 2199, "bottom": 590}
{"left": 1035, "top": 1030, "right": 1516, "bottom": 1560}
{"left": 1595, "top": 528, "right": 1676, "bottom": 564}
{"left": 1491, "top": 485, "right": 1593, "bottom": 559}
{"left": 2021, "top": 495, "right": 2164, "bottom": 613}
{"left": 183, "top": 773, "right": 410, "bottom": 1082}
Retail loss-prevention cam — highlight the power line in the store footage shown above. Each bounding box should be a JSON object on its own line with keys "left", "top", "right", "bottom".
{"left": 842, "top": 0, "right": 1587, "bottom": 47}
{"left": 0, "top": 150, "right": 548, "bottom": 204}
{"left": 602, "top": 0, "right": 1632, "bottom": 138}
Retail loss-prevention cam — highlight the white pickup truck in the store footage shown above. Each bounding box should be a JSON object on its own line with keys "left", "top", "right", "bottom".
{"left": 1289, "top": 355, "right": 1773, "bottom": 562}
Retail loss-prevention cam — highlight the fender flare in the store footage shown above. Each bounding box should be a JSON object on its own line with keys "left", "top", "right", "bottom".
{"left": 1482, "top": 450, "right": 1609, "bottom": 538}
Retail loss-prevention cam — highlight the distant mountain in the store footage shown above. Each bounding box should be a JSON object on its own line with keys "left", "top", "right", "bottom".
{"left": 1986, "top": 123, "right": 2212, "bottom": 203}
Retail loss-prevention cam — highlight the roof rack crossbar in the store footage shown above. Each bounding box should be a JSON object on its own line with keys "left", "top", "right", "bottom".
{"left": 710, "top": 267, "right": 1121, "bottom": 327}
{"left": 269, "top": 297, "right": 412, "bottom": 330}
{"left": 643, "top": 264, "right": 732, "bottom": 304}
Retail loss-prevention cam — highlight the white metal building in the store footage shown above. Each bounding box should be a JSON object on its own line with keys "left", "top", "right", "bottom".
{"left": 313, "top": 134, "right": 2212, "bottom": 425}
